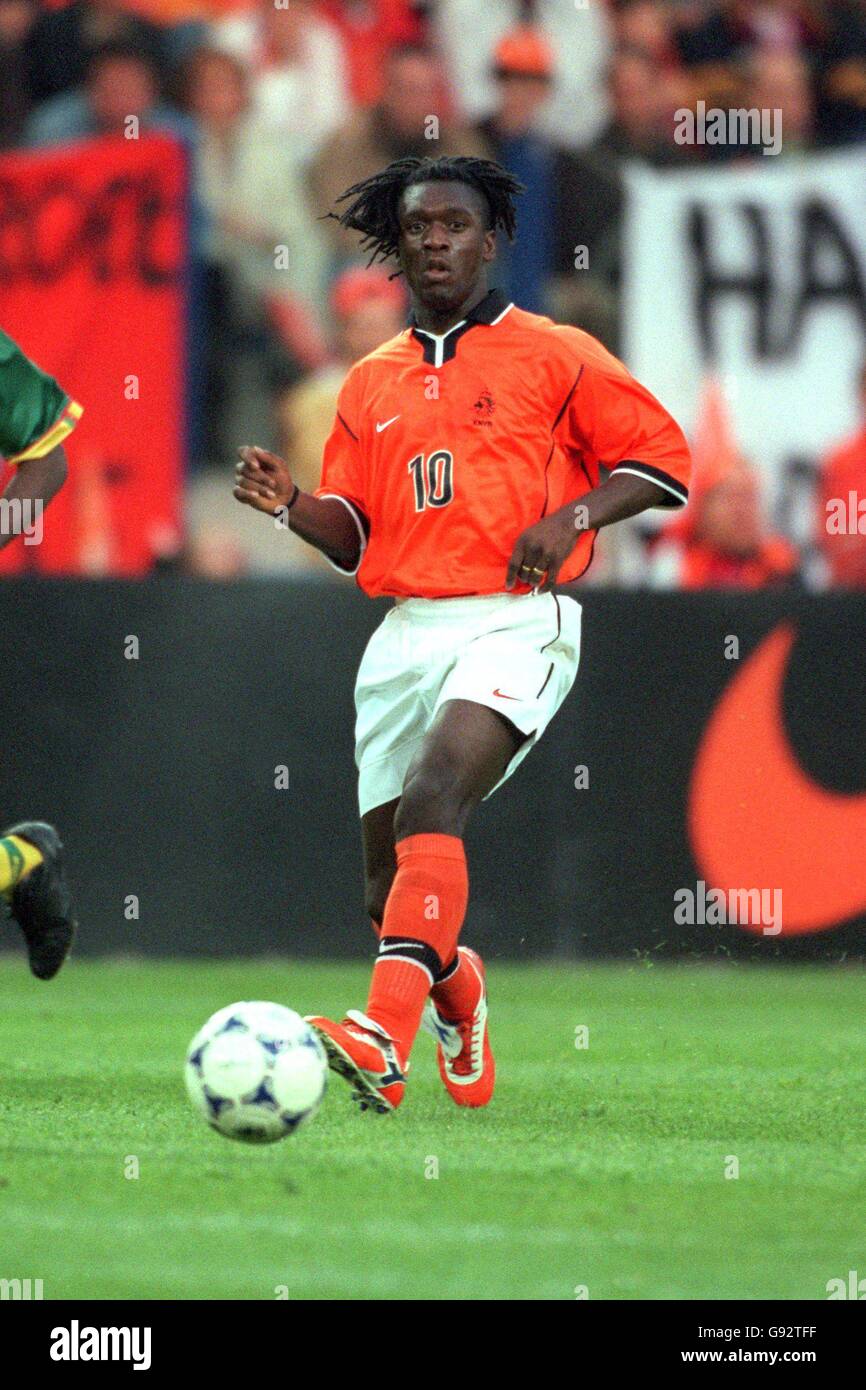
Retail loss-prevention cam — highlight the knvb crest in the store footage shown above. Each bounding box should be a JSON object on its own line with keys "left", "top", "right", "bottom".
{"left": 472, "top": 388, "right": 495, "bottom": 427}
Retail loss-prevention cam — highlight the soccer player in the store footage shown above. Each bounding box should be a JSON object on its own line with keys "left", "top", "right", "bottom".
{"left": 234, "top": 156, "right": 691, "bottom": 1112}
{"left": 0, "top": 329, "right": 81, "bottom": 978}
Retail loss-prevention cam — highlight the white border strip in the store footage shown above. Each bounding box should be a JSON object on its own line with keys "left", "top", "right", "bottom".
{"left": 317, "top": 492, "right": 368, "bottom": 575}
{"left": 612, "top": 464, "right": 688, "bottom": 506}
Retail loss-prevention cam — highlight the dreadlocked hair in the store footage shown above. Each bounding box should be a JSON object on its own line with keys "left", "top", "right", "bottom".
{"left": 325, "top": 156, "right": 526, "bottom": 276}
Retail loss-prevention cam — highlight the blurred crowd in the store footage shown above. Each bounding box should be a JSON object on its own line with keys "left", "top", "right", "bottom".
{"left": 2, "top": 0, "right": 866, "bottom": 587}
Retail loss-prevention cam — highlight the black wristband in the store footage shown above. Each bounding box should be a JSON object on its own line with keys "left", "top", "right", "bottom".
{"left": 285, "top": 483, "right": 300, "bottom": 510}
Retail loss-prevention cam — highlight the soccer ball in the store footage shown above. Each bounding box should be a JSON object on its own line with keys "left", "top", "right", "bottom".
{"left": 184, "top": 1001, "right": 327, "bottom": 1143}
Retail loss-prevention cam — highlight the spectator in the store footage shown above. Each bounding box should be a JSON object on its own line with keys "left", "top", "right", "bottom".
{"left": 592, "top": 44, "right": 688, "bottom": 165}
{"left": 0, "top": 0, "right": 37, "bottom": 148}
{"left": 671, "top": 0, "right": 824, "bottom": 133}
{"left": 612, "top": 0, "right": 679, "bottom": 67}
{"left": 276, "top": 264, "right": 407, "bottom": 504}
{"left": 674, "top": 1, "right": 820, "bottom": 68}
{"left": 648, "top": 453, "right": 799, "bottom": 588}
{"left": 317, "top": 0, "right": 426, "bottom": 108}
{"left": 182, "top": 46, "right": 329, "bottom": 369}
{"left": 474, "top": 23, "right": 626, "bottom": 323}
{"left": 434, "top": 0, "right": 611, "bottom": 150}
{"left": 547, "top": 44, "right": 688, "bottom": 349}
{"left": 308, "top": 42, "right": 490, "bottom": 264}
{"left": 743, "top": 48, "right": 814, "bottom": 156}
{"left": 187, "top": 265, "right": 407, "bottom": 574}
{"left": 23, "top": 42, "right": 196, "bottom": 146}
{"left": 814, "top": 0, "right": 866, "bottom": 146}
{"left": 24, "top": 0, "right": 168, "bottom": 104}
{"left": 816, "top": 360, "right": 866, "bottom": 588}
{"left": 473, "top": 26, "right": 556, "bottom": 313}
{"left": 213, "top": 0, "right": 350, "bottom": 156}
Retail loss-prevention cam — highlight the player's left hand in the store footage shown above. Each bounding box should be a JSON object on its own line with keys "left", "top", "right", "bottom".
{"left": 505, "top": 512, "right": 578, "bottom": 592}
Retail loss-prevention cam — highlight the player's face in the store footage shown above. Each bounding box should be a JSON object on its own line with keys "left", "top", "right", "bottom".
{"left": 397, "top": 183, "right": 495, "bottom": 314}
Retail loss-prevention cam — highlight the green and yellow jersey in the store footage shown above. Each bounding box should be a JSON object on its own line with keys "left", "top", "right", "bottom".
{"left": 0, "top": 329, "right": 82, "bottom": 465}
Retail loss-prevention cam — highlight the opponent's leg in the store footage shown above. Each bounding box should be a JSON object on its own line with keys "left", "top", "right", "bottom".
{"left": 0, "top": 833, "right": 44, "bottom": 893}
{"left": 1, "top": 821, "right": 76, "bottom": 979}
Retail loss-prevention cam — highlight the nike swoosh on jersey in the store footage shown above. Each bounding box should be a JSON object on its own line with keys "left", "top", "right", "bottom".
{"left": 492, "top": 688, "right": 521, "bottom": 701}
{"left": 375, "top": 415, "right": 401, "bottom": 433}
{"left": 689, "top": 623, "right": 866, "bottom": 934}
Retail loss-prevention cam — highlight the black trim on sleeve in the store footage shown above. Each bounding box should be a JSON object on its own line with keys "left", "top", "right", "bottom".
{"left": 552, "top": 366, "right": 584, "bottom": 433}
{"left": 610, "top": 460, "right": 689, "bottom": 507}
{"left": 337, "top": 411, "right": 359, "bottom": 442}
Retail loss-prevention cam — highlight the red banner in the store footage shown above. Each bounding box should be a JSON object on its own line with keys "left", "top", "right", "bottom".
{"left": 0, "top": 133, "right": 188, "bottom": 574}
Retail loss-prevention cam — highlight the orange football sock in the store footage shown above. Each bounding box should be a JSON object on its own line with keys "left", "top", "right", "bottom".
{"left": 431, "top": 949, "right": 482, "bottom": 1021}
{"left": 365, "top": 832, "right": 468, "bottom": 1061}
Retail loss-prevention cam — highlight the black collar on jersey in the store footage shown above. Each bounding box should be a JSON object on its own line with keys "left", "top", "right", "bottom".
{"left": 408, "top": 288, "right": 512, "bottom": 366}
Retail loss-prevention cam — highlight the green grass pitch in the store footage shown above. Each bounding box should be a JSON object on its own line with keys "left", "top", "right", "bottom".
{"left": 1, "top": 957, "right": 864, "bottom": 1301}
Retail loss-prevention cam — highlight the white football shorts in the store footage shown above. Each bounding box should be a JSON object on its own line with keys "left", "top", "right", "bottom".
{"left": 354, "top": 590, "right": 582, "bottom": 816}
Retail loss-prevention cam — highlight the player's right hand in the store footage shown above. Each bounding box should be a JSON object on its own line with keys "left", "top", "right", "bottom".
{"left": 234, "top": 446, "right": 295, "bottom": 514}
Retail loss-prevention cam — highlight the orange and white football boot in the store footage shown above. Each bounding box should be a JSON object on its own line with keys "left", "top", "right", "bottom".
{"left": 421, "top": 946, "right": 495, "bottom": 1108}
{"left": 305, "top": 1009, "right": 407, "bottom": 1114}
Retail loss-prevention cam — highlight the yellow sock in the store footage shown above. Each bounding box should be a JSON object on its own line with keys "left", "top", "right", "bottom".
{"left": 0, "top": 835, "right": 44, "bottom": 897}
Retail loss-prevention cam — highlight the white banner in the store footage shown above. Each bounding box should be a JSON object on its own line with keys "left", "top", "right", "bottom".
{"left": 623, "top": 150, "right": 866, "bottom": 531}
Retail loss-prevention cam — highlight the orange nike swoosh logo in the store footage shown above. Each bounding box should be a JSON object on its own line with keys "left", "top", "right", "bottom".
{"left": 492, "top": 688, "right": 520, "bottom": 701}
{"left": 689, "top": 622, "right": 866, "bottom": 934}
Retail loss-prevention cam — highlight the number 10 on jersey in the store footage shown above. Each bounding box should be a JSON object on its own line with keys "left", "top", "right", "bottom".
{"left": 408, "top": 451, "right": 454, "bottom": 511}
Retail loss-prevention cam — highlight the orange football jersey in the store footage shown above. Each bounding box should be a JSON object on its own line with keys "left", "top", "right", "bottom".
{"left": 315, "top": 288, "right": 691, "bottom": 597}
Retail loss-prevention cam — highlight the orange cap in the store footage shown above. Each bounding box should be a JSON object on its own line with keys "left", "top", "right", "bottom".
{"left": 493, "top": 26, "right": 554, "bottom": 79}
